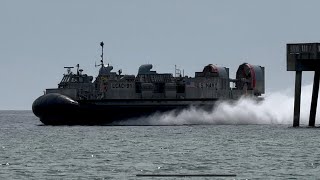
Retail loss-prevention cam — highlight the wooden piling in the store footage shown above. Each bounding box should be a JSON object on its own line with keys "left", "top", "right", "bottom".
{"left": 309, "top": 71, "right": 320, "bottom": 126}
{"left": 293, "top": 71, "right": 302, "bottom": 127}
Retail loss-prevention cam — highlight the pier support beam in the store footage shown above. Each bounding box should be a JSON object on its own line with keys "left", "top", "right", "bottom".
{"left": 309, "top": 71, "right": 320, "bottom": 127}
{"left": 293, "top": 71, "right": 302, "bottom": 127}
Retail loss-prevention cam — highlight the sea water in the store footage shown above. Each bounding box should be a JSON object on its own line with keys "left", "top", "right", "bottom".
{"left": 1, "top": 84, "right": 320, "bottom": 179}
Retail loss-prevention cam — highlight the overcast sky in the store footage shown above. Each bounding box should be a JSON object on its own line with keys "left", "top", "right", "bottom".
{"left": 1, "top": 0, "right": 320, "bottom": 110}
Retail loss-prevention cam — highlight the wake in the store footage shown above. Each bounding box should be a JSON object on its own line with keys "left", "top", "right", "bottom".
{"left": 115, "top": 84, "right": 317, "bottom": 125}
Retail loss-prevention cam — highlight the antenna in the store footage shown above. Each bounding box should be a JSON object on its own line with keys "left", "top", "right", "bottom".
{"left": 76, "top": 64, "right": 80, "bottom": 75}
{"left": 100, "top": 41, "right": 104, "bottom": 66}
{"left": 175, "top": 65, "right": 181, "bottom": 77}
{"left": 64, "top": 66, "right": 74, "bottom": 74}
{"left": 95, "top": 41, "right": 105, "bottom": 68}
{"left": 174, "top": 65, "right": 177, "bottom": 77}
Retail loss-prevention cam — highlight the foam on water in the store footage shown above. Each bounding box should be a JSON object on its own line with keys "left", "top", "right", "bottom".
{"left": 115, "top": 83, "right": 319, "bottom": 125}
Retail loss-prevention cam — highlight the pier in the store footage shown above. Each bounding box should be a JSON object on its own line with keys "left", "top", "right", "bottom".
{"left": 287, "top": 43, "right": 320, "bottom": 127}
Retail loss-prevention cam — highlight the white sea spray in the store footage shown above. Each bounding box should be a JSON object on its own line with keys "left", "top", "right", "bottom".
{"left": 116, "top": 83, "right": 317, "bottom": 125}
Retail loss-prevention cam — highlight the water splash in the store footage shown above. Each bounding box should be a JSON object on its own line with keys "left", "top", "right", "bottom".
{"left": 115, "top": 84, "right": 317, "bottom": 125}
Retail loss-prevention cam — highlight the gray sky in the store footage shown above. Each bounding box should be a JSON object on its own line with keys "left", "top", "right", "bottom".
{"left": 1, "top": 0, "right": 320, "bottom": 110}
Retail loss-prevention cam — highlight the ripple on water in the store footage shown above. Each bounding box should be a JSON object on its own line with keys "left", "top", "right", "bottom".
{"left": 1, "top": 111, "right": 320, "bottom": 179}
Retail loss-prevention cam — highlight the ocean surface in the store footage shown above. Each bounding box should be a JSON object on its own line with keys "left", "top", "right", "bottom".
{"left": 1, "top": 110, "right": 320, "bottom": 179}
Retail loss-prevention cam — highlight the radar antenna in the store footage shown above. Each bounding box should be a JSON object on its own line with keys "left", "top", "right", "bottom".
{"left": 64, "top": 66, "right": 74, "bottom": 74}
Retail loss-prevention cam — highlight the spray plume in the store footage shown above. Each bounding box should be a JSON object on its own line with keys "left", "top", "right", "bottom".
{"left": 114, "top": 84, "right": 317, "bottom": 125}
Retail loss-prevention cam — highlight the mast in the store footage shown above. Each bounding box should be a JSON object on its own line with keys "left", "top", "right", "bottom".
{"left": 76, "top": 64, "right": 80, "bottom": 75}
{"left": 100, "top": 41, "right": 104, "bottom": 67}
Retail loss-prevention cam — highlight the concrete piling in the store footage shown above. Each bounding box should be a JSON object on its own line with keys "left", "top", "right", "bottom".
{"left": 309, "top": 71, "right": 320, "bottom": 127}
{"left": 293, "top": 71, "right": 302, "bottom": 127}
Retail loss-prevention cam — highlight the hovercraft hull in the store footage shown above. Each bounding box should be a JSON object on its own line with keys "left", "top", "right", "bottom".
{"left": 33, "top": 93, "right": 217, "bottom": 125}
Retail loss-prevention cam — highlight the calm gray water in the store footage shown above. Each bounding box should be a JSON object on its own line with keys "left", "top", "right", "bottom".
{"left": 1, "top": 111, "right": 320, "bottom": 179}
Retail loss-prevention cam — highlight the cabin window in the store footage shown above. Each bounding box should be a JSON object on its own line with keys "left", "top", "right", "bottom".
{"left": 177, "top": 85, "right": 185, "bottom": 93}
{"left": 154, "top": 83, "right": 165, "bottom": 93}
{"left": 71, "top": 77, "right": 77, "bottom": 82}
{"left": 135, "top": 82, "right": 142, "bottom": 93}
